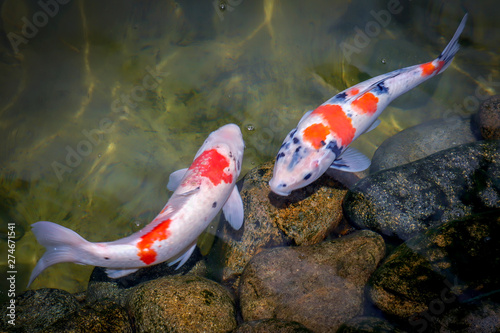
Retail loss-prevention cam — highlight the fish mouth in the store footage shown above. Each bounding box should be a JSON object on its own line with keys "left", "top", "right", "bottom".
{"left": 271, "top": 189, "right": 291, "bottom": 196}
{"left": 269, "top": 179, "right": 292, "bottom": 196}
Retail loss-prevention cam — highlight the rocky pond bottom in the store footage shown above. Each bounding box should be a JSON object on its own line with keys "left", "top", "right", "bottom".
{"left": 2, "top": 98, "right": 500, "bottom": 332}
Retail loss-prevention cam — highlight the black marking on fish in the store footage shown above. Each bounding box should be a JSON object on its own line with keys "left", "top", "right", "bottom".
{"left": 304, "top": 173, "right": 312, "bottom": 180}
{"left": 212, "top": 202, "right": 217, "bottom": 208}
{"left": 289, "top": 128, "right": 298, "bottom": 139}
{"left": 288, "top": 148, "right": 303, "bottom": 170}
{"left": 334, "top": 92, "right": 347, "bottom": 101}
{"left": 276, "top": 152, "right": 286, "bottom": 161}
{"left": 104, "top": 257, "right": 110, "bottom": 260}
{"left": 326, "top": 141, "right": 342, "bottom": 157}
{"left": 320, "top": 140, "right": 326, "bottom": 146}
{"left": 373, "top": 81, "right": 389, "bottom": 95}
{"left": 293, "top": 137, "right": 299, "bottom": 144}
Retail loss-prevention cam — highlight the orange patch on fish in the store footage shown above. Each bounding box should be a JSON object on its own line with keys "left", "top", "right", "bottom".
{"left": 303, "top": 123, "right": 330, "bottom": 149}
{"left": 420, "top": 61, "right": 444, "bottom": 76}
{"left": 351, "top": 93, "right": 379, "bottom": 115}
{"left": 311, "top": 104, "right": 356, "bottom": 146}
{"left": 137, "top": 219, "right": 172, "bottom": 265}
{"left": 189, "top": 149, "right": 233, "bottom": 186}
{"left": 349, "top": 88, "right": 359, "bottom": 96}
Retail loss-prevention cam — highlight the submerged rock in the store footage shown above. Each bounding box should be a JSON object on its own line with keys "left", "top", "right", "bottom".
{"left": 368, "top": 211, "right": 500, "bottom": 322}
{"left": 0, "top": 288, "right": 80, "bottom": 332}
{"left": 126, "top": 275, "right": 236, "bottom": 332}
{"left": 337, "top": 316, "right": 404, "bottom": 333}
{"left": 431, "top": 299, "right": 500, "bottom": 333}
{"left": 208, "top": 161, "right": 348, "bottom": 290}
{"left": 233, "top": 318, "right": 313, "bottom": 333}
{"left": 474, "top": 94, "right": 500, "bottom": 140}
{"left": 86, "top": 247, "right": 206, "bottom": 304}
{"left": 370, "top": 116, "right": 478, "bottom": 173}
{"left": 344, "top": 140, "right": 500, "bottom": 240}
{"left": 239, "top": 230, "right": 385, "bottom": 332}
{"left": 42, "top": 299, "right": 132, "bottom": 333}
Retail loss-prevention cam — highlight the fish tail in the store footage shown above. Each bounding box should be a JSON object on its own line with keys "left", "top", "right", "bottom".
{"left": 27, "top": 221, "right": 90, "bottom": 287}
{"left": 436, "top": 13, "right": 468, "bottom": 75}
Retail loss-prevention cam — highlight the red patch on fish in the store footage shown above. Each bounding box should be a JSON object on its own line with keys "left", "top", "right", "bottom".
{"left": 420, "top": 61, "right": 444, "bottom": 76}
{"left": 349, "top": 88, "right": 359, "bottom": 96}
{"left": 189, "top": 149, "right": 232, "bottom": 186}
{"left": 303, "top": 123, "right": 329, "bottom": 149}
{"left": 137, "top": 219, "right": 172, "bottom": 265}
{"left": 310, "top": 104, "right": 356, "bottom": 147}
{"left": 351, "top": 92, "right": 379, "bottom": 115}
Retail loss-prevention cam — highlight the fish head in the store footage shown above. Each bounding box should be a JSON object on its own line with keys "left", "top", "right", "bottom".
{"left": 269, "top": 128, "right": 336, "bottom": 196}
{"left": 195, "top": 123, "right": 245, "bottom": 174}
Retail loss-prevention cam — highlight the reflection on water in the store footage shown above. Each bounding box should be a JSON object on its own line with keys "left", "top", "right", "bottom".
{"left": 0, "top": 0, "right": 498, "bottom": 297}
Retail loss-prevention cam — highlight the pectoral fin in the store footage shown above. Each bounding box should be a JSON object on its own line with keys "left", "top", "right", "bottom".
{"left": 167, "top": 168, "right": 188, "bottom": 191}
{"left": 330, "top": 147, "right": 371, "bottom": 172}
{"left": 169, "top": 243, "right": 196, "bottom": 269}
{"left": 105, "top": 268, "right": 139, "bottom": 279}
{"left": 222, "top": 186, "right": 244, "bottom": 230}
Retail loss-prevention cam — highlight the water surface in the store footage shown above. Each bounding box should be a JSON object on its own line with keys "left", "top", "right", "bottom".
{"left": 0, "top": 0, "right": 499, "bottom": 299}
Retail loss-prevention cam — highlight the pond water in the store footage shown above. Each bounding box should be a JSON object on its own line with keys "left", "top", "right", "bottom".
{"left": 0, "top": 0, "right": 499, "bottom": 302}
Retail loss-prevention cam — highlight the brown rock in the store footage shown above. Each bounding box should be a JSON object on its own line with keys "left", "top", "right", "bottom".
{"left": 209, "top": 160, "right": 348, "bottom": 290}
{"left": 475, "top": 94, "right": 500, "bottom": 140}
{"left": 43, "top": 299, "right": 132, "bottom": 333}
{"left": 126, "top": 275, "right": 236, "bottom": 332}
{"left": 239, "top": 230, "right": 385, "bottom": 332}
{"left": 0, "top": 288, "right": 80, "bottom": 332}
{"left": 233, "top": 318, "right": 313, "bottom": 333}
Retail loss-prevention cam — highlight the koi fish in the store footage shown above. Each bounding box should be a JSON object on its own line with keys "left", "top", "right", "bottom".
{"left": 28, "top": 124, "right": 245, "bottom": 286}
{"left": 269, "top": 14, "right": 468, "bottom": 196}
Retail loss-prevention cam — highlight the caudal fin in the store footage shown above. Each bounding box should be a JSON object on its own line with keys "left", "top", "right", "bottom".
{"left": 436, "top": 13, "right": 468, "bottom": 74}
{"left": 27, "top": 221, "right": 89, "bottom": 287}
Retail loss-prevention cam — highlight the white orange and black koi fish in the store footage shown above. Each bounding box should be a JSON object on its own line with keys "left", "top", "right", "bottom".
{"left": 269, "top": 14, "right": 468, "bottom": 196}
{"left": 28, "top": 124, "right": 245, "bottom": 286}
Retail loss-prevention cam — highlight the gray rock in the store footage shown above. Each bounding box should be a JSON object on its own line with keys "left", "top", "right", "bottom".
{"left": 233, "top": 318, "right": 313, "bottom": 333}
{"left": 126, "top": 275, "right": 236, "bottom": 332}
{"left": 0, "top": 288, "right": 80, "bottom": 332}
{"left": 370, "top": 116, "right": 479, "bottom": 173}
{"left": 433, "top": 300, "right": 500, "bottom": 333}
{"left": 368, "top": 211, "right": 500, "bottom": 321}
{"left": 239, "top": 230, "right": 385, "bottom": 332}
{"left": 208, "top": 161, "right": 348, "bottom": 291}
{"left": 344, "top": 140, "right": 500, "bottom": 240}
{"left": 474, "top": 94, "right": 500, "bottom": 140}
{"left": 337, "top": 316, "right": 405, "bottom": 333}
{"left": 42, "top": 299, "right": 132, "bottom": 333}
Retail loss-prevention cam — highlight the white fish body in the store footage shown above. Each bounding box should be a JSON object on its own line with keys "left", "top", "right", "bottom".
{"left": 28, "top": 124, "right": 245, "bottom": 286}
{"left": 269, "top": 14, "right": 468, "bottom": 196}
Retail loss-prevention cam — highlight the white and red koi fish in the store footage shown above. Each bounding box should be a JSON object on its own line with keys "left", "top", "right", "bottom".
{"left": 269, "top": 14, "right": 468, "bottom": 196}
{"left": 28, "top": 124, "right": 245, "bottom": 286}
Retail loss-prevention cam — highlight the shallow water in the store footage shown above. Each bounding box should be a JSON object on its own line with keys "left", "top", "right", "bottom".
{"left": 0, "top": 0, "right": 499, "bottom": 301}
